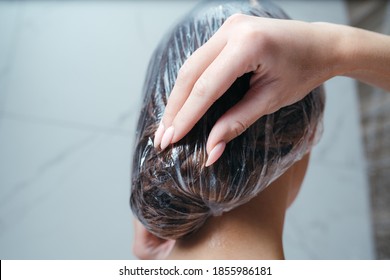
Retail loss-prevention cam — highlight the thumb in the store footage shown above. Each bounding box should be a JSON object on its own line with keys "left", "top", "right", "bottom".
{"left": 205, "top": 86, "right": 278, "bottom": 166}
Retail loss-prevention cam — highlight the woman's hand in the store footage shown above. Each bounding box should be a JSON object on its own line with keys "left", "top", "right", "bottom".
{"left": 132, "top": 219, "right": 175, "bottom": 260}
{"left": 154, "top": 14, "right": 390, "bottom": 166}
{"left": 154, "top": 15, "right": 340, "bottom": 165}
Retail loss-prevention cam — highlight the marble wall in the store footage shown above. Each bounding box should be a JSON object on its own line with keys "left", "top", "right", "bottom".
{"left": 0, "top": 0, "right": 374, "bottom": 259}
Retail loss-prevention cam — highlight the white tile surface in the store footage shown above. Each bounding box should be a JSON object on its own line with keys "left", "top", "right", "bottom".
{"left": 0, "top": 0, "right": 374, "bottom": 259}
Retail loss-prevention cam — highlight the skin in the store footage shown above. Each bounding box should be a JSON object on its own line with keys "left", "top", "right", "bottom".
{"left": 133, "top": 153, "right": 310, "bottom": 260}
{"left": 153, "top": 15, "right": 390, "bottom": 165}
{"left": 134, "top": 15, "right": 390, "bottom": 259}
{"left": 132, "top": 219, "right": 175, "bottom": 260}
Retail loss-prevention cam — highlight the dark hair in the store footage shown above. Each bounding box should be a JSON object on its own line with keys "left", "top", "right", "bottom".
{"left": 130, "top": 0, "right": 325, "bottom": 240}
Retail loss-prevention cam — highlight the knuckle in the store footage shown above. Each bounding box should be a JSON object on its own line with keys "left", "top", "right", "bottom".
{"left": 264, "top": 96, "right": 281, "bottom": 115}
{"left": 225, "top": 14, "right": 257, "bottom": 39}
{"left": 230, "top": 120, "right": 249, "bottom": 138}
{"left": 192, "top": 77, "right": 208, "bottom": 99}
{"left": 177, "top": 61, "right": 191, "bottom": 82}
{"left": 239, "top": 22, "right": 257, "bottom": 39}
{"left": 225, "top": 13, "right": 247, "bottom": 26}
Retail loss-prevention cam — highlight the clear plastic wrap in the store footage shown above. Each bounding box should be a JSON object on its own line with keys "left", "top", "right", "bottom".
{"left": 130, "top": 0, "right": 325, "bottom": 240}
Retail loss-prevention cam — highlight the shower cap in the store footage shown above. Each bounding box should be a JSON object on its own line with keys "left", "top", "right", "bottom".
{"left": 130, "top": 0, "right": 325, "bottom": 240}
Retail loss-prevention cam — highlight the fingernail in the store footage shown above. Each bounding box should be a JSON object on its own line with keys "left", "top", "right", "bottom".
{"left": 153, "top": 122, "right": 165, "bottom": 148}
{"left": 160, "top": 126, "right": 175, "bottom": 150}
{"left": 205, "top": 142, "right": 226, "bottom": 167}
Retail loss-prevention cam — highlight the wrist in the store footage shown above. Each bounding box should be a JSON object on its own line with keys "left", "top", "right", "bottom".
{"left": 311, "top": 22, "right": 355, "bottom": 78}
{"left": 320, "top": 23, "right": 390, "bottom": 90}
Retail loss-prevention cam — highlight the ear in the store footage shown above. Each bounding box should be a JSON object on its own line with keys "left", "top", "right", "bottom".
{"left": 132, "top": 219, "right": 175, "bottom": 259}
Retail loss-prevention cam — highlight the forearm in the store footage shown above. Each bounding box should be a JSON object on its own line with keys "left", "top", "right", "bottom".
{"left": 330, "top": 23, "right": 390, "bottom": 91}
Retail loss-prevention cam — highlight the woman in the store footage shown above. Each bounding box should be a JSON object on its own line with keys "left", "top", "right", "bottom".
{"left": 131, "top": 0, "right": 324, "bottom": 259}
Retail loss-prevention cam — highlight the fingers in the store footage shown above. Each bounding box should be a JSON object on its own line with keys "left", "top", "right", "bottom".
{"left": 205, "top": 83, "right": 279, "bottom": 165}
{"left": 155, "top": 28, "right": 228, "bottom": 148}
{"left": 157, "top": 43, "right": 251, "bottom": 150}
{"left": 175, "top": 44, "right": 251, "bottom": 141}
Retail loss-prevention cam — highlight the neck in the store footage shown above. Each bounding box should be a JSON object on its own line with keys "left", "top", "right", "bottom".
{"left": 167, "top": 167, "right": 293, "bottom": 260}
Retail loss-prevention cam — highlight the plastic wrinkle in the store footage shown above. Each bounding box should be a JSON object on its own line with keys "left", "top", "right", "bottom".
{"left": 130, "top": 0, "right": 325, "bottom": 240}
